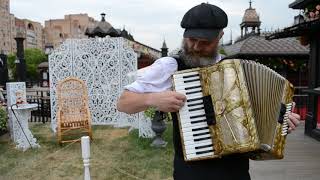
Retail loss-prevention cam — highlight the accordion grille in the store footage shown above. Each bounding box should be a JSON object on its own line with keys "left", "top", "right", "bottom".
{"left": 241, "top": 60, "right": 285, "bottom": 146}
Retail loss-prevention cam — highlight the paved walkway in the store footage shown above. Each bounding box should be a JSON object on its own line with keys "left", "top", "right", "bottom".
{"left": 250, "top": 122, "right": 320, "bottom": 180}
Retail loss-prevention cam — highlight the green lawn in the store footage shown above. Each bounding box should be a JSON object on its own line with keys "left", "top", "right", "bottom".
{"left": 0, "top": 122, "right": 174, "bottom": 180}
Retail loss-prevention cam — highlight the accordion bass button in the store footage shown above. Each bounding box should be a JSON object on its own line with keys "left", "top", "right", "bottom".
{"left": 260, "top": 144, "right": 272, "bottom": 152}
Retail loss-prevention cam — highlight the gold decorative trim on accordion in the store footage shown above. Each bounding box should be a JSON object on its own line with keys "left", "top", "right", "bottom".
{"left": 204, "top": 60, "right": 260, "bottom": 156}
{"left": 172, "top": 59, "right": 294, "bottom": 161}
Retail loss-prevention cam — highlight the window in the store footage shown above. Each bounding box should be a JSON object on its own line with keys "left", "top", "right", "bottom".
{"left": 28, "top": 23, "right": 34, "bottom": 30}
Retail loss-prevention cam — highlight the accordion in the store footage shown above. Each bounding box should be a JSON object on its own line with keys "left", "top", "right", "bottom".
{"left": 172, "top": 59, "right": 294, "bottom": 161}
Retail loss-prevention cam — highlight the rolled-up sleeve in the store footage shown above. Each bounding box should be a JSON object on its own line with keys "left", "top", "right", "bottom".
{"left": 125, "top": 57, "right": 177, "bottom": 93}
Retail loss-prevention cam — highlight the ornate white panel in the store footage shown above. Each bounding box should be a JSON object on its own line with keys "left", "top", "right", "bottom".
{"left": 139, "top": 113, "right": 155, "bottom": 138}
{"left": 49, "top": 37, "right": 154, "bottom": 137}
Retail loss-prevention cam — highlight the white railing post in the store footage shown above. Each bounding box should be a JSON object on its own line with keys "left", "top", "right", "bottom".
{"left": 81, "top": 136, "right": 91, "bottom": 180}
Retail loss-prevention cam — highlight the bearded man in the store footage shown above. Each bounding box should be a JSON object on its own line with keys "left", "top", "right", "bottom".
{"left": 117, "top": 3, "right": 300, "bottom": 180}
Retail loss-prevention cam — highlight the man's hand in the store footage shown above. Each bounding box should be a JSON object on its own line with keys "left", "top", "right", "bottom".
{"left": 147, "top": 91, "right": 186, "bottom": 112}
{"left": 287, "top": 102, "right": 301, "bottom": 133}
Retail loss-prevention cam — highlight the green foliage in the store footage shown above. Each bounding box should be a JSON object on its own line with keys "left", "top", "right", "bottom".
{"left": 0, "top": 107, "right": 7, "bottom": 131}
{"left": 144, "top": 107, "right": 157, "bottom": 119}
{"left": 7, "top": 53, "right": 16, "bottom": 79}
{"left": 7, "top": 48, "right": 47, "bottom": 81}
{"left": 219, "top": 48, "right": 226, "bottom": 55}
{"left": 144, "top": 107, "right": 172, "bottom": 121}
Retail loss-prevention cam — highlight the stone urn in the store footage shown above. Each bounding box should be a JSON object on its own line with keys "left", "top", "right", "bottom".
{"left": 151, "top": 111, "right": 167, "bottom": 147}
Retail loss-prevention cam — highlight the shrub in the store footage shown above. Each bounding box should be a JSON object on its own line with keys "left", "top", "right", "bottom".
{"left": 0, "top": 107, "right": 8, "bottom": 132}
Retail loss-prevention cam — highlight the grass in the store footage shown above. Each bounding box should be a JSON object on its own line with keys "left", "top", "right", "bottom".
{"left": 0, "top": 122, "right": 174, "bottom": 180}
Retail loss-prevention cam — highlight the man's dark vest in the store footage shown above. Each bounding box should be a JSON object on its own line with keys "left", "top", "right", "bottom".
{"left": 171, "top": 56, "right": 251, "bottom": 180}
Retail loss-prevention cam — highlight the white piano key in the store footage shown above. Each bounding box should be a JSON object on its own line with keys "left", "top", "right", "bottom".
{"left": 182, "top": 129, "right": 212, "bottom": 138}
{"left": 182, "top": 128, "right": 210, "bottom": 137}
{"left": 175, "top": 87, "right": 202, "bottom": 94}
{"left": 174, "top": 81, "right": 201, "bottom": 88}
{"left": 179, "top": 118, "right": 207, "bottom": 126}
{"left": 180, "top": 109, "right": 205, "bottom": 116}
{"left": 183, "top": 133, "right": 211, "bottom": 141}
{"left": 180, "top": 116, "right": 207, "bottom": 126}
{"left": 183, "top": 131, "right": 211, "bottom": 139}
{"left": 180, "top": 112, "right": 206, "bottom": 120}
{"left": 180, "top": 115, "right": 206, "bottom": 125}
{"left": 185, "top": 146, "right": 214, "bottom": 155}
{"left": 185, "top": 99, "right": 204, "bottom": 106}
{"left": 179, "top": 109, "right": 206, "bottom": 121}
{"left": 180, "top": 104, "right": 204, "bottom": 111}
{"left": 173, "top": 71, "right": 199, "bottom": 78}
{"left": 186, "top": 151, "right": 215, "bottom": 160}
{"left": 185, "top": 140, "right": 213, "bottom": 151}
{"left": 174, "top": 76, "right": 200, "bottom": 82}
{"left": 180, "top": 121, "right": 208, "bottom": 129}
{"left": 174, "top": 79, "right": 200, "bottom": 86}
{"left": 181, "top": 123, "right": 208, "bottom": 132}
{"left": 184, "top": 138, "right": 213, "bottom": 146}
{"left": 175, "top": 82, "right": 202, "bottom": 91}
{"left": 185, "top": 93, "right": 203, "bottom": 99}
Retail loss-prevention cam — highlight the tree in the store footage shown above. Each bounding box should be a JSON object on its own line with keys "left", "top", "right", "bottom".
{"left": 7, "top": 48, "right": 47, "bottom": 81}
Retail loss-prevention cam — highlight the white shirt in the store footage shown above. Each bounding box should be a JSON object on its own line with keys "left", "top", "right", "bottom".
{"left": 125, "top": 54, "right": 222, "bottom": 93}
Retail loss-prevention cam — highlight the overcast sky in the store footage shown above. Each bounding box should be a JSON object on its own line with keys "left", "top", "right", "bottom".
{"left": 10, "top": 0, "right": 300, "bottom": 51}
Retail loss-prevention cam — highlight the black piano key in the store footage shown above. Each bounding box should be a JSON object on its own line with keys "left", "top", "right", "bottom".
{"left": 190, "top": 119, "right": 206, "bottom": 124}
{"left": 190, "top": 114, "right": 206, "bottom": 119}
{"left": 187, "top": 102, "right": 203, "bottom": 107}
{"left": 183, "top": 74, "right": 199, "bottom": 78}
{"left": 194, "top": 137, "right": 211, "bottom": 142}
{"left": 184, "top": 78, "right": 200, "bottom": 83}
{"left": 196, "top": 149, "right": 214, "bottom": 155}
{"left": 186, "top": 90, "right": 202, "bottom": 95}
{"left": 187, "top": 97, "right": 203, "bottom": 102}
{"left": 195, "top": 144, "right": 212, "bottom": 149}
{"left": 193, "top": 132, "right": 210, "bottom": 137}
{"left": 192, "top": 127, "right": 209, "bottom": 132}
{"left": 189, "top": 107, "right": 205, "bottom": 112}
{"left": 185, "top": 85, "right": 201, "bottom": 90}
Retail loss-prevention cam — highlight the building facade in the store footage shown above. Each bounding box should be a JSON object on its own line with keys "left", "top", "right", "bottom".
{"left": 44, "top": 14, "right": 96, "bottom": 49}
{"left": 0, "top": 0, "right": 43, "bottom": 54}
{"left": 0, "top": 0, "right": 14, "bottom": 54}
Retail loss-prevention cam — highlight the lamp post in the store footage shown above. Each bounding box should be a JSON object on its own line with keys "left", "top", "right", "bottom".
{"left": 14, "top": 34, "right": 26, "bottom": 82}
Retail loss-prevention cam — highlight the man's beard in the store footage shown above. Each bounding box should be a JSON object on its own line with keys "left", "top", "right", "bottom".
{"left": 179, "top": 39, "right": 218, "bottom": 68}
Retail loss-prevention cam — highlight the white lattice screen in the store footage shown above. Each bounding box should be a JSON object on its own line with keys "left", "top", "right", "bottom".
{"left": 49, "top": 37, "right": 154, "bottom": 137}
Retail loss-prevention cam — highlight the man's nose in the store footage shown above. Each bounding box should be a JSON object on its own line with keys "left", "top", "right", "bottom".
{"left": 192, "top": 42, "right": 201, "bottom": 52}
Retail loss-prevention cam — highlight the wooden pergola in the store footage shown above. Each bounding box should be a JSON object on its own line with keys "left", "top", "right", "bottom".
{"left": 266, "top": 0, "right": 320, "bottom": 141}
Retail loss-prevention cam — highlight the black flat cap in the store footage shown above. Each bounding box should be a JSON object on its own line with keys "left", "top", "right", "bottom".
{"left": 181, "top": 3, "right": 228, "bottom": 40}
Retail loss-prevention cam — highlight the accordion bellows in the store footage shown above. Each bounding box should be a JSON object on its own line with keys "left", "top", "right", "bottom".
{"left": 172, "top": 59, "right": 294, "bottom": 161}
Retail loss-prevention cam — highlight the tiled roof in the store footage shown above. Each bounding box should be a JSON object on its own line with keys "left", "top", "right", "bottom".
{"left": 223, "top": 35, "right": 309, "bottom": 57}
